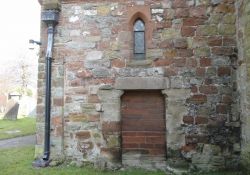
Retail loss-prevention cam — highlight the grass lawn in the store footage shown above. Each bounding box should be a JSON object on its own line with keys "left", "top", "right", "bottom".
{"left": 0, "top": 117, "right": 35, "bottom": 140}
{"left": 0, "top": 146, "right": 243, "bottom": 175}
{"left": 0, "top": 146, "right": 165, "bottom": 175}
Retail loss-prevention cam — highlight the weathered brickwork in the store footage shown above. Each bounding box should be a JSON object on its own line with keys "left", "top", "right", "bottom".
{"left": 36, "top": 0, "right": 243, "bottom": 172}
{"left": 121, "top": 91, "right": 166, "bottom": 168}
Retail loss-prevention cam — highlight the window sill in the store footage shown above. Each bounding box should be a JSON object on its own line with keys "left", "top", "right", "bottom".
{"left": 127, "top": 59, "right": 152, "bottom": 67}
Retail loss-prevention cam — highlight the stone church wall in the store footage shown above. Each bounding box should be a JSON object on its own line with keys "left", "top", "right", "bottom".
{"left": 236, "top": 0, "right": 250, "bottom": 171}
{"left": 36, "top": 0, "right": 241, "bottom": 171}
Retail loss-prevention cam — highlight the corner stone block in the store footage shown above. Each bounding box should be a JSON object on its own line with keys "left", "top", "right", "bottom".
{"left": 43, "top": 0, "right": 61, "bottom": 10}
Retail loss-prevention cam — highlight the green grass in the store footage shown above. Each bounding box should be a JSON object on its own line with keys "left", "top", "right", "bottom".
{"left": 0, "top": 146, "right": 165, "bottom": 175}
{"left": 0, "top": 146, "right": 243, "bottom": 175}
{"left": 0, "top": 117, "right": 35, "bottom": 140}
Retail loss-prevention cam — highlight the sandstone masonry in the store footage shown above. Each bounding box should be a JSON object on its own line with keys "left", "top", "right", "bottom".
{"left": 36, "top": 0, "right": 248, "bottom": 172}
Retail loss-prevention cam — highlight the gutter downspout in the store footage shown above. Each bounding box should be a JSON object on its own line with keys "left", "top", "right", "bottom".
{"left": 33, "top": 10, "right": 59, "bottom": 167}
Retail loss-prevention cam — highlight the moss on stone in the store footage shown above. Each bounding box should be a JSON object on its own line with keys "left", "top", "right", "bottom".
{"left": 241, "top": 145, "right": 250, "bottom": 173}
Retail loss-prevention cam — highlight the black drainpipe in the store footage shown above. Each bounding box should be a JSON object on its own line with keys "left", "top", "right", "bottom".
{"left": 33, "top": 10, "right": 59, "bottom": 168}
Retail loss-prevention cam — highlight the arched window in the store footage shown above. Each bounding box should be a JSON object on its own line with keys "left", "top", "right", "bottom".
{"left": 134, "top": 19, "right": 145, "bottom": 60}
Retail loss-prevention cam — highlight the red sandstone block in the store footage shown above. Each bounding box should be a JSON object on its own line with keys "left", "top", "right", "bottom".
{"left": 111, "top": 59, "right": 125, "bottom": 68}
{"left": 181, "top": 144, "right": 196, "bottom": 152}
{"left": 156, "top": 23, "right": 165, "bottom": 30}
{"left": 67, "top": 62, "right": 84, "bottom": 71}
{"left": 181, "top": 26, "right": 196, "bottom": 37}
{"left": 53, "top": 98, "right": 63, "bottom": 106}
{"left": 200, "top": 57, "right": 211, "bottom": 67}
{"left": 183, "top": 18, "right": 207, "bottom": 26}
{"left": 70, "top": 79, "right": 81, "bottom": 87}
{"left": 207, "top": 115, "right": 226, "bottom": 127}
{"left": 88, "top": 114, "right": 100, "bottom": 122}
{"left": 156, "top": 20, "right": 172, "bottom": 29}
{"left": 185, "top": 135, "right": 209, "bottom": 144}
{"left": 153, "top": 58, "right": 172, "bottom": 66}
{"left": 205, "top": 78, "right": 213, "bottom": 85}
{"left": 183, "top": 115, "right": 194, "bottom": 124}
{"left": 196, "top": 67, "right": 205, "bottom": 76}
{"left": 218, "top": 67, "right": 231, "bottom": 76}
{"left": 195, "top": 116, "right": 208, "bottom": 124}
{"left": 225, "top": 0, "right": 236, "bottom": 3}
{"left": 52, "top": 116, "right": 62, "bottom": 126}
{"left": 165, "top": 67, "right": 178, "bottom": 76}
{"left": 189, "top": 6, "right": 207, "bottom": 18}
{"left": 75, "top": 131, "right": 91, "bottom": 139}
{"left": 187, "top": 58, "right": 197, "bottom": 68}
{"left": 199, "top": 85, "right": 218, "bottom": 94}
{"left": 211, "top": 47, "right": 234, "bottom": 56}
{"left": 54, "top": 126, "right": 63, "bottom": 137}
{"left": 191, "top": 85, "right": 198, "bottom": 93}
{"left": 37, "top": 97, "right": 43, "bottom": 104}
{"left": 111, "top": 25, "right": 120, "bottom": 35}
{"left": 223, "top": 37, "right": 236, "bottom": 46}
{"left": 159, "top": 39, "right": 173, "bottom": 48}
{"left": 208, "top": 36, "right": 222, "bottom": 46}
{"left": 214, "top": 4, "right": 235, "bottom": 13}
{"left": 175, "top": 8, "right": 189, "bottom": 18}
{"left": 69, "top": 87, "right": 88, "bottom": 94}
{"left": 216, "top": 104, "right": 228, "bottom": 114}
{"left": 65, "top": 96, "right": 72, "bottom": 103}
{"left": 164, "top": 49, "right": 177, "bottom": 58}
{"left": 102, "top": 121, "right": 120, "bottom": 133}
{"left": 163, "top": 21, "right": 172, "bottom": 28}
{"left": 174, "top": 58, "right": 186, "bottom": 67}
{"left": 36, "top": 105, "right": 44, "bottom": 114}
{"left": 176, "top": 49, "right": 193, "bottom": 57}
{"left": 88, "top": 95, "right": 100, "bottom": 103}
{"left": 92, "top": 78, "right": 115, "bottom": 85}
{"left": 101, "top": 148, "right": 121, "bottom": 161}
{"left": 38, "top": 72, "right": 45, "bottom": 79}
{"left": 99, "top": 41, "right": 110, "bottom": 50}
{"left": 172, "top": 0, "right": 187, "bottom": 8}
{"left": 188, "top": 94, "right": 207, "bottom": 104}
{"left": 222, "top": 95, "right": 232, "bottom": 104}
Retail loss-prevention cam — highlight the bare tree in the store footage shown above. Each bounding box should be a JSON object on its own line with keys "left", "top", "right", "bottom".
{"left": 0, "top": 51, "right": 38, "bottom": 97}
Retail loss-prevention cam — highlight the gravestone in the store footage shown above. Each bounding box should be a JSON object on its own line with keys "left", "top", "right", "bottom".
{"left": 3, "top": 99, "right": 19, "bottom": 120}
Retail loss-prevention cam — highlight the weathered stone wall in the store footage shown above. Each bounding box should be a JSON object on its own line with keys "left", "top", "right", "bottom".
{"left": 36, "top": 0, "right": 241, "bottom": 172}
{"left": 236, "top": 0, "right": 250, "bottom": 170}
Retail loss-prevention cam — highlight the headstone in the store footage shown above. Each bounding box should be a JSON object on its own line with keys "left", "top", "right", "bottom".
{"left": 3, "top": 99, "right": 19, "bottom": 120}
